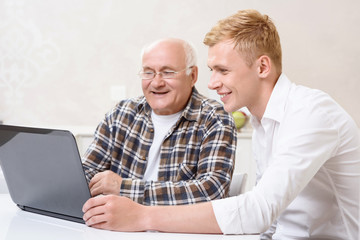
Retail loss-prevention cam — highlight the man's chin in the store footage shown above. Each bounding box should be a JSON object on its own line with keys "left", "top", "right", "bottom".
{"left": 224, "top": 104, "right": 236, "bottom": 113}
{"left": 150, "top": 104, "right": 173, "bottom": 115}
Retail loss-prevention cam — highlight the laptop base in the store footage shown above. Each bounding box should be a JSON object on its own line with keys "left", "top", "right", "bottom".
{"left": 18, "top": 204, "right": 85, "bottom": 224}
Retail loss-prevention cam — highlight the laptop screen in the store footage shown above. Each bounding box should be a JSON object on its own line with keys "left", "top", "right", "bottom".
{"left": 0, "top": 125, "right": 91, "bottom": 222}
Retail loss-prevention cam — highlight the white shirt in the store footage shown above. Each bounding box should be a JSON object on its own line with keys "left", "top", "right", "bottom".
{"left": 212, "top": 74, "right": 360, "bottom": 239}
{"left": 142, "top": 111, "right": 181, "bottom": 181}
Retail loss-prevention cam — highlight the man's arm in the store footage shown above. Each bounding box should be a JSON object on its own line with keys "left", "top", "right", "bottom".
{"left": 82, "top": 120, "right": 114, "bottom": 182}
{"left": 82, "top": 195, "right": 222, "bottom": 234}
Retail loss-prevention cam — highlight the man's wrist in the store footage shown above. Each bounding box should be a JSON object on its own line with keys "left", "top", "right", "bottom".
{"left": 120, "top": 178, "right": 145, "bottom": 203}
{"left": 141, "top": 205, "right": 155, "bottom": 231}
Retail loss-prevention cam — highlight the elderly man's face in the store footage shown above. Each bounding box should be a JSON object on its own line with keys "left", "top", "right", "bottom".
{"left": 141, "top": 40, "right": 197, "bottom": 115}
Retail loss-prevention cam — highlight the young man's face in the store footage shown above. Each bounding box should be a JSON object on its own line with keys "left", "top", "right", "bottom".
{"left": 141, "top": 40, "right": 197, "bottom": 115}
{"left": 207, "top": 40, "right": 260, "bottom": 113}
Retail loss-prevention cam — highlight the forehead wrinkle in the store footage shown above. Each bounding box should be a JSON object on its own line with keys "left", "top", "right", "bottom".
{"left": 142, "top": 64, "right": 178, "bottom": 71}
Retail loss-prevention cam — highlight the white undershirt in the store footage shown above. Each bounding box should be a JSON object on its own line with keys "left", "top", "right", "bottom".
{"left": 142, "top": 110, "right": 182, "bottom": 181}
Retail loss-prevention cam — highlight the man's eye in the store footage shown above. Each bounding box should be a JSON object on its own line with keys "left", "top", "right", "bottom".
{"left": 219, "top": 69, "right": 229, "bottom": 74}
{"left": 144, "top": 72, "right": 155, "bottom": 75}
{"left": 162, "top": 71, "right": 175, "bottom": 76}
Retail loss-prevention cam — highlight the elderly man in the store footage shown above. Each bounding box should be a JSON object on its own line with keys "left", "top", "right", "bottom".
{"left": 82, "top": 38, "right": 237, "bottom": 206}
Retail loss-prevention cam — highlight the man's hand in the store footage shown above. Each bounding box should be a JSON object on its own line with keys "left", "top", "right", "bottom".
{"left": 82, "top": 195, "right": 149, "bottom": 231}
{"left": 88, "top": 170, "right": 123, "bottom": 196}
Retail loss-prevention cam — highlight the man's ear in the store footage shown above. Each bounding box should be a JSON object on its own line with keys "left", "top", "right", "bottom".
{"left": 190, "top": 66, "right": 198, "bottom": 86}
{"left": 257, "top": 55, "right": 271, "bottom": 78}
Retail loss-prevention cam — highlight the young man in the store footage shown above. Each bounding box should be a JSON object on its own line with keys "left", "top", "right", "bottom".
{"left": 82, "top": 10, "right": 360, "bottom": 239}
{"left": 82, "top": 38, "right": 237, "bottom": 206}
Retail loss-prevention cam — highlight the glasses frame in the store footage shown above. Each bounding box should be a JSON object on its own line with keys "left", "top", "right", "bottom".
{"left": 138, "top": 66, "right": 193, "bottom": 80}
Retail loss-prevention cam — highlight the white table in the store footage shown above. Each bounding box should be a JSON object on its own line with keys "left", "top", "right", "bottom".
{"left": 0, "top": 194, "right": 259, "bottom": 240}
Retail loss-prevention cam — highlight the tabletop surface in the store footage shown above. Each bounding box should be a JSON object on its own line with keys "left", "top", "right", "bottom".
{"left": 0, "top": 194, "right": 259, "bottom": 240}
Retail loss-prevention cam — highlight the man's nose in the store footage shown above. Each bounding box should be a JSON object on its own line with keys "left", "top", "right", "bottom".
{"left": 151, "top": 73, "right": 166, "bottom": 86}
{"left": 208, "top": 73, "right": 221, "bottom": 90}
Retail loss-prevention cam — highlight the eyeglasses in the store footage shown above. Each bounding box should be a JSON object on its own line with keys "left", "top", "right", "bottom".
{"left": 138, "top": 67, "right": 193, "bottom": 80}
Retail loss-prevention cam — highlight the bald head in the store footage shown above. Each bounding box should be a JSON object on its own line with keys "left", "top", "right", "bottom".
{"left": 141, "top": 38, "right": 197, "bottom": 73}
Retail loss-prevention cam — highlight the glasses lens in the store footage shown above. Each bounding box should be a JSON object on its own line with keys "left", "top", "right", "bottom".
{"left": 140, "top": 71, "right": 155, "bottom": 80}
{"left": 161, "top": 71, "right": 176, "bottom": 79}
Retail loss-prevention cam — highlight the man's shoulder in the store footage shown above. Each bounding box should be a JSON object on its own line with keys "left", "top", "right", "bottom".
{"left": 108, "top": 96, "right": 147, "bottom": 117}
{"left": 287, "top": 84, "right": 335, "bottom": 113}
{"left": 188, "top": 90, "right": 234, "bottom": 128}
{"left": 283, "top": 83, "right": 355, "bottom": 131}
{"left": 191, "top": 89, "right": 225, "bottom": 112}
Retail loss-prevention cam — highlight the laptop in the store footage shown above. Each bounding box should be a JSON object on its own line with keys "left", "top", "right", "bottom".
{"left": 0, "top": 124, "right": 92, "bottom": 223}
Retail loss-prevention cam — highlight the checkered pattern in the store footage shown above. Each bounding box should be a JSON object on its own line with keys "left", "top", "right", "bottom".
{"left": 82, "top": 88, "right": 237, "bottom": 205}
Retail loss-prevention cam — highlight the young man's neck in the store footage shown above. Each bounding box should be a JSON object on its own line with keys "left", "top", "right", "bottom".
{"left": 249, "top": 72, "right": 281, "bottom": 120}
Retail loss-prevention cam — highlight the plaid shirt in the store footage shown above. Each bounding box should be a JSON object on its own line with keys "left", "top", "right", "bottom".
{"left": 82, "top": 88, "right": 237, "bottom": 205}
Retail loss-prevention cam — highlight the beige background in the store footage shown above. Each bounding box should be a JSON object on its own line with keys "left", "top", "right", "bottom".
{"left": 1, "top": 0, "right": 359, "bottom": 129}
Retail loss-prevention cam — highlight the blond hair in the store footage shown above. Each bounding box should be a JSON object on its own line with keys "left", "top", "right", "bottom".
{"left": 204, "top": 9, "right": 282, "bottom": 73}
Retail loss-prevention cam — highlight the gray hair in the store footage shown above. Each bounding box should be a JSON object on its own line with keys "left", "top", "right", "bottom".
{"left": 183, "top": 40, "right": 197, "bottom": 75}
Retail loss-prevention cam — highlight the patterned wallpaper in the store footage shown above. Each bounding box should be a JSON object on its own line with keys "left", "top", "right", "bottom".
{"left": 0, "top": 0, "right": 61, "bottom": 124}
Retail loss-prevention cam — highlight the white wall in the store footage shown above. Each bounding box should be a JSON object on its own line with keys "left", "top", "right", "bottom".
{"left": 0, "top": 0, "right": 359, "bottom": 129}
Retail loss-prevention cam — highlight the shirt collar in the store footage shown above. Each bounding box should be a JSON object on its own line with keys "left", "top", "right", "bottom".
{"left": 262, "top": 73, "right": 292, "bottom": 124}
{"left": 181, "top": 88, "right": 203, "bottom": 122}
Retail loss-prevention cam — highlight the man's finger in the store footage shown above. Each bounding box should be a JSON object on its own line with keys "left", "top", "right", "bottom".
{"left": 82, "top": 195, "right": 106, "bottom": 213}
{"left": 88, "top": 173, "right": 102, "bottom": 189}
